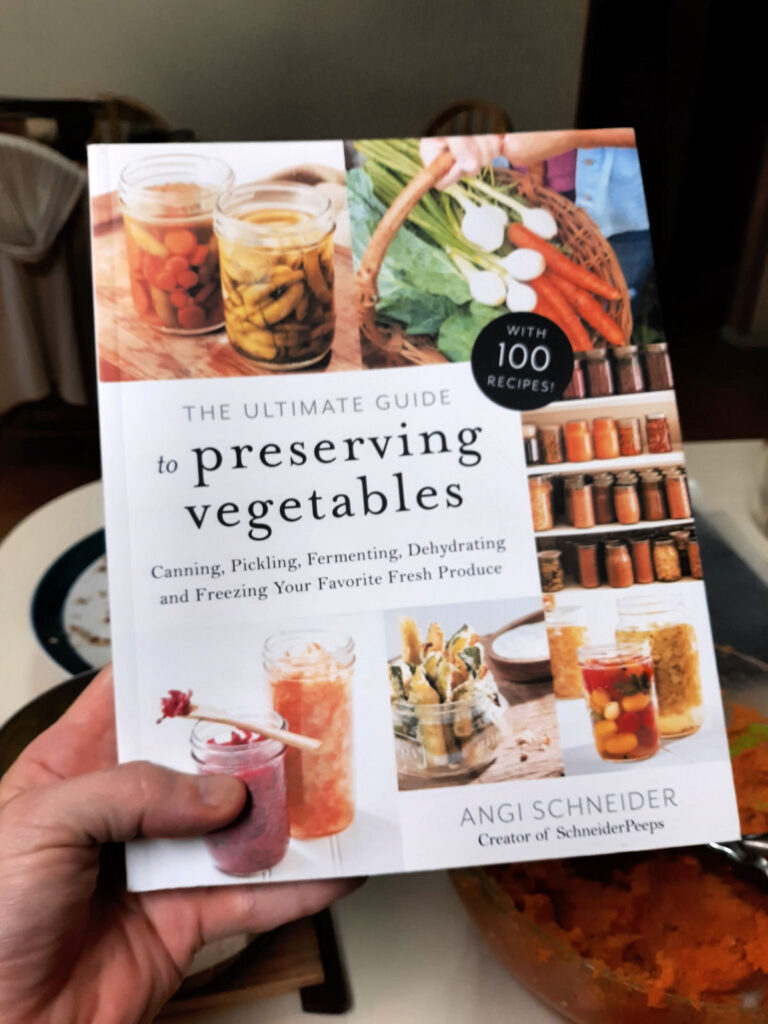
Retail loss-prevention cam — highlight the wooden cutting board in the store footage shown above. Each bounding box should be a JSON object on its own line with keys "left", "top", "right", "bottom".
{"left": 90, "top": 192, "right": 361, "bottom": 383}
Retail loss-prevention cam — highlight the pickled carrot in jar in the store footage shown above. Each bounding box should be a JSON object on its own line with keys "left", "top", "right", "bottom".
{"left": 265, "top": 633, "right": 354, "bottom": 839}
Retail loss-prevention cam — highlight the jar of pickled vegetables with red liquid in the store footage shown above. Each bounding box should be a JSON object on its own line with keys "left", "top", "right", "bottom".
{"left": 578, "top": 643, "right": 661, "bottom": 762}
{"left": 118, "top": 154, "right": 234, "bottom": 333}
{"left": 191, "top": 712, "right": 289, "bottom": 875}
{"left": 265, "top": 631, "right": 354, "bottom": 838}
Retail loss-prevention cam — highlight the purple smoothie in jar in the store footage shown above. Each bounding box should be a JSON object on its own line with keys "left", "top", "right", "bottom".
{"left": 191, "top": 712, "right": 289, "bottom": 875}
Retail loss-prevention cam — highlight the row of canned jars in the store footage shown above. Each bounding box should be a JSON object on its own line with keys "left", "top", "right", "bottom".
{"left": 561, "top": 343, "right": 675, "bottom": 399}
{"left": 523, "top": 411, "right": 674, "bottom": 465}
{"left": 529, "top": 466, "right": 692, "bottom": 532}
{"left": 537, "top": 528, "right": 703, "bottom": 593}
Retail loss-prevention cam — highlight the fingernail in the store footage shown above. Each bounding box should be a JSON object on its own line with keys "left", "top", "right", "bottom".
{"left": 197, "top": 774, "right": 241, "bottom": 807}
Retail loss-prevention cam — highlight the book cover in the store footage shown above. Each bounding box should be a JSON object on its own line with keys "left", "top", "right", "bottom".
{"left": 87, "top": 133, "right": 739, "bottom": 891}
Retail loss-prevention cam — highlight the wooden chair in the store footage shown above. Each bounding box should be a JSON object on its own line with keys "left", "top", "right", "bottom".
{"left": 423, "top": 99, "right": 514, "bottom": 138}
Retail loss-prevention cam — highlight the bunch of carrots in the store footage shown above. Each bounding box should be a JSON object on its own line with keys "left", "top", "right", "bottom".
{"left": 508, "top": 223, "right": 624, "bottom": 351}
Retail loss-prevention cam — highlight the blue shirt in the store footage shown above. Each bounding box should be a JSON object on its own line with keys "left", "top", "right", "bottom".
{"left": 575, "top": 148, "right": 649, "bottom": 238}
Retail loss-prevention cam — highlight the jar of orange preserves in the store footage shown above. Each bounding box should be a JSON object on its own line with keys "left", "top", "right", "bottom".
{"left": 565, "top": 420, "right": 593, "bottom": 463}
{"left": 265, "top": 631, "right": 354, "bottom": 838}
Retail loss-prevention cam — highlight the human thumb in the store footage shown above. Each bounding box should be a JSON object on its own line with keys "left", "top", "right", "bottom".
{"left": 2, "top": 761, "right": 246, "bottom": 849}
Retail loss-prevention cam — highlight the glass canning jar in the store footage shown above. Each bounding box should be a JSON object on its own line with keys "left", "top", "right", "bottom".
{"left": 645, "top": 413, "right": 673, "bottom": 454}
{"left": 265, "top": 630, "right": 354, "bottom": 838}
{"left": 530, "top": 475, "right": 554, "bottom": 531}
{"left": 215, "top": 183, "right": 336, "bottom": 369}
{"left": 119, "top": 152, "right": 234, "bottom": 333}
{"left": 191, "top": 711, "right": 289, "bottom": 875}
{"left": 665, "top": 469, "right": 692, "bottom": 519}
{"left": 523, "top": 424, "right": 540, "bottom": 465}
{"left": 630, "top": 536, "right": 655, "bottom": 584}
{"left": 565, "top": 420, "right": 594, "bottom": 463}
{"left": 617, "top": 417, "right": 643, "bottom": 457}
{"left": 613, "top": 478, "right": 641, "bottom": 525}
{"left": 653, "top": 537, "right": 682, "bottom": 582}
{"left": 577, "top": 542, "right": 601, "bottom": 588}
{"left": 545, "top": 605, "right": 589, "bottom": 699}
{"left": 644, "top": 341, "right": 674, "bottom": 390}
{"left": 615, "top": 596, "right": 704, "bottom": 738}
{"left": 579, "top": 643, "right": 661, "bottom": 762}
{"left": 612, "top": 345, "right": 645, "bottom": 394}
{"left": 538, "top": 549, "right": 565, "bottom": 592}
{"left": 640, "top": 470, "right": 668, "bottom": 521}
{"left": 562, "top": 355, "right": 586, "bottom": 399}
{"left": 592, "top": 472, "right": 616, "bottom": 525}
{"left": 539, "top": 424, "right": 565, "bottom": 464}
{"left": 593, "top": 418, "right": 620, "bottom": 460}
{"left": 605, "top": 540, "right": 634, "bottom": 588}
{"left": 584, "top": 349, "right": 614, "bottom": 397}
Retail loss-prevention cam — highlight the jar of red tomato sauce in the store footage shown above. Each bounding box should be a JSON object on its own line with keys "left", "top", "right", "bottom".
{"left": 191, "top": 713, "right": 289, "bottom": 875}
{"left": 119, "top": 154, "right": 234, "bottom": 333}
{"left": 265, "top": 631, "right": 355, "bottom": 839}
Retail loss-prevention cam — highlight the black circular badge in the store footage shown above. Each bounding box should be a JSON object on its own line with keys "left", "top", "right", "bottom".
{"left": 470, "top": 312, "right": 574, "bottom": 411}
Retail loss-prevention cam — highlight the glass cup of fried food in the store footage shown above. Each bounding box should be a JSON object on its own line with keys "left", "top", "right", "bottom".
{"left": 214, "top": 183, "right": 336, "bottom": 369}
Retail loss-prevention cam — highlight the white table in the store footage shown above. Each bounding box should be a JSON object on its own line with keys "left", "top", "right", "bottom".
{"left": 0, "top": 439, "right": 764, "bottom": 1023}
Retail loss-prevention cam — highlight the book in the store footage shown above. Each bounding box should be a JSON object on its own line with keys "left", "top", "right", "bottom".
{"left": 87, "top": 133, "right": 739, "bottom": 892}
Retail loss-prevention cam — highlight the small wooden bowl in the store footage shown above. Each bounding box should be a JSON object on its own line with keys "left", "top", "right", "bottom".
{"left": 481, "top": 610, "right": 551, "bottom": 685}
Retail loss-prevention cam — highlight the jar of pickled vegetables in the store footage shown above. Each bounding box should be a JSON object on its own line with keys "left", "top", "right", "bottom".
{"left": 118, "top": 153, "right": 234, "bottom": 333}
{"left": 653, "top": 537, "right": 682, "bottom": 581}
{"left": 265, "top": 631, "right": 354, "bottom": 838}
{"left": 546, "top": 606, "right": 589, "bottom": 699}
{"left": 615, "top": 596, "right": 704, "bottom": 737}
{"left": 538, "top": 549, "right": 565, "bottom": 592}
{"left": 617, "top": 417, "right": 643, "bottom": 457}
{"left": 578, "top": 643, "right": 661, "bottom": 761}
{"left": 215, "top": 184, "right": 336, "bottom": 369}
{"left": 645, "top": 413, "right": 673, "bottom": 454}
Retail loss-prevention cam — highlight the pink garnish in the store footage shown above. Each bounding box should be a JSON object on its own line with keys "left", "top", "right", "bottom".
{"left": 157, "top": 689, "right": 193, "bottom": 723}
{"left": 208, "top": 729, "right": 253, "bottom": 747}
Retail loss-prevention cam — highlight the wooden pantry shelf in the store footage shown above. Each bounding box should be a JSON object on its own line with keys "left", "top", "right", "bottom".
{"left": 537, "top": 390, "right": 678, "bottom": 412}
{"left": 553, "top": 578, "right": 703, "bottom": 595}
{"left": 527, "top": 451, "right": 685, "bottom": 476}
{"left": 535, "top": 517, "right": 694, "bottom": 538}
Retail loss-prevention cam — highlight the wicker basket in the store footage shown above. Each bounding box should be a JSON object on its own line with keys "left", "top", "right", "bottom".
{"left": 354, "top": 151, "right": 632, "bottom": 367}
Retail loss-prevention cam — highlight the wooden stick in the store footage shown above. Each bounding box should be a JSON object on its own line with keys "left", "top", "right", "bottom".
{"left": 189, "top": 704, "right": 321, "bottom": 753}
